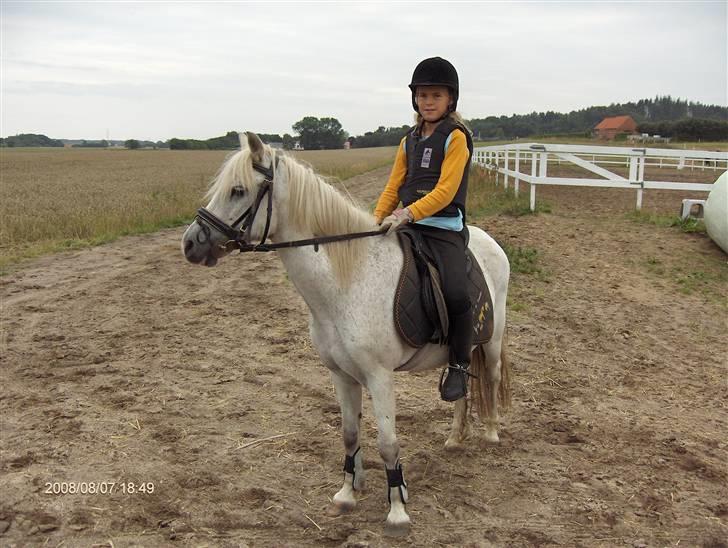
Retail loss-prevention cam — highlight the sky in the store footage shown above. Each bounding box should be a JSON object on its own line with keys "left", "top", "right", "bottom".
{"left": 1, "top": 1, "right": 726, "bottom": 141}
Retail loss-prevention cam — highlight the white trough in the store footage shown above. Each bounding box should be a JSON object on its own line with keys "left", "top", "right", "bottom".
{"left": 703, "top": 171, "right": 728, "bottom": 254}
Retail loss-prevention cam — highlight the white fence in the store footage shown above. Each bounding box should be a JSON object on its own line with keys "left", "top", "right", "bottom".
{"left": 473, "top": 143, "right": 728, "bottom": 211}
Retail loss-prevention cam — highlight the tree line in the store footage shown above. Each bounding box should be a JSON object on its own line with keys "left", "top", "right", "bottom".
{"left": 468, "top": 96, "right": 728, "bottom": 141}
{"left": 0, "top": 134, "right": 64, "bottom": 147}
{"left": 637, "top": 119, "right": 728, "bottom": 141}
{"left": 168, "top": 119, "right": 349, "bottom": 151}
{"left": 4, "top": 96, "right": 726, "bottom": 149}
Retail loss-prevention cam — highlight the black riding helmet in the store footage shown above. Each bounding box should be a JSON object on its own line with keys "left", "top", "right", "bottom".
{"left": 408, "top": 57, "right": 459, "bottom": 114}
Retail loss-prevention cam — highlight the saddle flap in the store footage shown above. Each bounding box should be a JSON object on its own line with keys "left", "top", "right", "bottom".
{"left": 393, "top": 231, "right": 434, "bottom": 347}
{"left": 394, "top": 228, "right": 494, "bottom": 349}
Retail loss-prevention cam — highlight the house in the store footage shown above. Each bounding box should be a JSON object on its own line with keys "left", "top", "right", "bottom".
{"left": 594, "top": 115, "right": 638, "bottom": 140}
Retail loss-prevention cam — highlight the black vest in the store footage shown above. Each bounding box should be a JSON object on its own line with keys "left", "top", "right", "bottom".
{"left": 398, "top": 119, "right": 473, "bottom": 219}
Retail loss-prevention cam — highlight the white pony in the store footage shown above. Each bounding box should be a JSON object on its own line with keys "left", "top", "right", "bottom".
{"left": 182, "top": 132, "right": 511, "bottom": 536}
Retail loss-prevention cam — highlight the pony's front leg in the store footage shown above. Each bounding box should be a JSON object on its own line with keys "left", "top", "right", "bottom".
{"left": 329, "top": 369, "right": 365, "bottom": 516}
{"left": 368, "top": 371, "right": 410, "bottom": 537}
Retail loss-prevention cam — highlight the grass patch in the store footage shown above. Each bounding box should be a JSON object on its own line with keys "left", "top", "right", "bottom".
{"left": 292, "top": 146, "right": 396, "bottom": 181}
{"left": 626, "top": 210, "right": 707, "bottom": 234}
{"left": 0, "top": 147, "right": 396, "bottom": 269}
{"left": 467, "top": 166, "right": 551, "bottom": 217}
{"left": 641, "top": 255, "right": 727, "bottom": 302}
{"left": 506, "top": 295, "right": 528, "bottom": 313}
{"left": 500, "top": 243, "right": 542, "bottom": 275}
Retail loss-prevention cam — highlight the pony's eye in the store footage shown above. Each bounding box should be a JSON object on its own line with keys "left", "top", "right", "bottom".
{"left": 231, "top": 186, "right": 246, "bottom": 198}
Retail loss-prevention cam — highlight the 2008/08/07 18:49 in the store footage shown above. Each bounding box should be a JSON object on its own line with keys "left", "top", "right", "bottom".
{"left": 44, "top": 481, "right": 155, "bottom": 495}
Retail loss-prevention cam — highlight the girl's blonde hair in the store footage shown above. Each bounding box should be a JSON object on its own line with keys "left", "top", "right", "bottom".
{"left": 415, "top": 111, "right": 471, "bottom": 133}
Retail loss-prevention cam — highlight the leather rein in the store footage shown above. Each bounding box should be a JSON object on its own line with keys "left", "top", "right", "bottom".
{"left": 195, "top": 157, "right": 387, "bottom": 254}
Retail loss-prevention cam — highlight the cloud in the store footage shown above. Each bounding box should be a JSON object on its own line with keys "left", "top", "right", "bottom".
{"left": 2, "top": 1, "right": 725, "bottom": 140}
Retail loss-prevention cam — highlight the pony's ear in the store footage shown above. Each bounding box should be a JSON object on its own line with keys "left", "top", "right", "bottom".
{"left": 238, "top": 132, "right": 247, "bottom": 150}
{"left": 245, "top": 132, "right": 265, "bottom": 163}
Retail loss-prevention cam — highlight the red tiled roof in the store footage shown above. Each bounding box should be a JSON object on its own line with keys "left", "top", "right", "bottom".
{"left": 595, "top": 115, "right": 636, "bottom": 130}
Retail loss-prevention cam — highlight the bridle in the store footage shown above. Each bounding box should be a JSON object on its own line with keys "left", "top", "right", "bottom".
{"left": 195, "top": 155, "right": 387, "bottom": 254}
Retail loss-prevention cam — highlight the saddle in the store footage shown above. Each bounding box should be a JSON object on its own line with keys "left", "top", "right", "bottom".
{"left": 394, "top": 227, "right": 494, "bottom": 349}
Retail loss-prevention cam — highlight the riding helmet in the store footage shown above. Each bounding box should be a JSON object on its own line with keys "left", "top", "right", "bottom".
{"left": 408, "top": 57, "right": 459, "bottom": 113}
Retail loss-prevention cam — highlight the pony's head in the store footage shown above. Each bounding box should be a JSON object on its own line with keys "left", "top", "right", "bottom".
{"left": 182, "top": 131, "right": 377, "bottom": 286}
{"left": 182, "top": 132, "right": 281, "bottom": 266}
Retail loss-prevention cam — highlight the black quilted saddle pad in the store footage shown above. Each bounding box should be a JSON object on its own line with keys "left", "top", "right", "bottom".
{"left": 394, "top": 231, "right": 494, "bottom": 348}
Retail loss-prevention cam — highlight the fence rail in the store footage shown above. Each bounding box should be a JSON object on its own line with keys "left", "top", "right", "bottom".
{"left": 473, "top": 143, "right": 727, "bottom": 211}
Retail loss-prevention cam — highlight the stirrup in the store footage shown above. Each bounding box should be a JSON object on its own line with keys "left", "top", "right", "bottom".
{"left": 438, "top": 363, "right": 478, "bottom": 402}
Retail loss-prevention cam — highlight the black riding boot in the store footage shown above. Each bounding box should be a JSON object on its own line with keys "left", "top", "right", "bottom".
{"left": 439, "top": 307, "right": 473, "bottom": 402}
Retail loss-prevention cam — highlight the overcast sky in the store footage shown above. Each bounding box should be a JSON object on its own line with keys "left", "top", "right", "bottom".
{"left": 2, "top": 1, "right": 726, "bottom": 141}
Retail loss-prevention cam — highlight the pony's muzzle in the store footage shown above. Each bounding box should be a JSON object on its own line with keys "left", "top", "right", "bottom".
{"left": 220, "top": 240, "right": 240, "bottom": 253}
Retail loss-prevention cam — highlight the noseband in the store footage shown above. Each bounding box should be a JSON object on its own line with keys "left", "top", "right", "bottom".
{"left": 196, "top": 161, "right": 277, "bottom": 253}
{"left": 195, "top": 156, "right": 387, "bottom": 254}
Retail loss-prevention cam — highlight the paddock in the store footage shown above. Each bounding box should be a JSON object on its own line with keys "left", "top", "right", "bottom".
{"left": 1, "top": 161, "right": 726, "bottom": 546}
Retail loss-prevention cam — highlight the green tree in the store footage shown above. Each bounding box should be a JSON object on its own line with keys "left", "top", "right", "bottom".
{"left": 282, "top": 133, "right": 295, "bottom": 150}
{"left": 259, "top": 133, "right": 283, "bottom": 144}
{"left": 125, "top": 139, "right": 140, "bottom": 150}
{"left": 292, "top": 116, "right": 347, "bottom": 149}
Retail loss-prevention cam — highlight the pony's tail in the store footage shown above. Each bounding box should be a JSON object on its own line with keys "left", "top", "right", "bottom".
{"left": 469, "top": 336, "right": 511, "bottom": 421}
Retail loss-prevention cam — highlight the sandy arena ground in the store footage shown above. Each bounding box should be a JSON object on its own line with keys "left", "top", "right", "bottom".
{"left": 1, "top": 166, "right": 726, "bottom": 547}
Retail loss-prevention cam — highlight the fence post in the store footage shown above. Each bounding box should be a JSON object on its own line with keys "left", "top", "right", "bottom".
{"left": 530, "top": 152, "right": 538, "bottom": 211}
{"left": 514, "top": 145, "right": 520, "bottom": 197}
{"left": 637, "top": 154, "right": 645, "bottom": 210}
{"left": 629, "top": 155, "right": 639, "bottom": 210}
{"left": 531, "top": 152, "right": 547, "bottom": 212}
{"left": 495, "top": 151, "right": 500, "bottom": 185}
{"left": 504, "top": 150, "right": 510, "bottom": 189}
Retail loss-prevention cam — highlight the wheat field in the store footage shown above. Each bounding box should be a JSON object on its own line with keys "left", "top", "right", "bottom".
{"left": 0, "top": 146, "right": 396, "bottom": 269}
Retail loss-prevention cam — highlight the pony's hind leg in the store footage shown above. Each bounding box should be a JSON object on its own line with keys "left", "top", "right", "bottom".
{"left": 445, "top": 397, "right": 471, "bottom": 450}
{"left": 483, "top": 340, "right": 510, "bottom": 443}
{"left": 329, "top": 369, "right": 365, "bottom": 516}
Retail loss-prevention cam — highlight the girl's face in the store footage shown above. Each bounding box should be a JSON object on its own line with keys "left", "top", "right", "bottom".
{"left": 415, "top": 85, "right": 452, "bottom": 123}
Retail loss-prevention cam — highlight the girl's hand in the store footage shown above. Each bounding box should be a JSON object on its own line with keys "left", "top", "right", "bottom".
{"left": 381, "top": 208, "right": 413, "bottom": 235}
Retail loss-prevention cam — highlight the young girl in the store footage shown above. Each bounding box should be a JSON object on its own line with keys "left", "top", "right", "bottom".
{"left": 375, "top": 56, "right": 474, "bottom": 402}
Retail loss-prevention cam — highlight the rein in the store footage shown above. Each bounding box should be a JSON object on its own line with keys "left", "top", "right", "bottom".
{"left": 195, "top": 156, "right": 387, "bottom": 254}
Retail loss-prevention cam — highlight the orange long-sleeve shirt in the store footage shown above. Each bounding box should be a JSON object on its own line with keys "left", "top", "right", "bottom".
{"left": 374, "top": 128, "right": 470, "bottom": 222}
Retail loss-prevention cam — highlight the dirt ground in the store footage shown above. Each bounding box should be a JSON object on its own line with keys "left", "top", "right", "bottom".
{"left": 1, "top": 166, "right": 726, "bottom": 547}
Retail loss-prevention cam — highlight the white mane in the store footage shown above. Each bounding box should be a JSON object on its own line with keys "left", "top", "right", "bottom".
{"left": 205, "top": 148, "right": 258, "bottom": 202}
{"left": 207, "top": 145, "right": 378, "bottom": 287}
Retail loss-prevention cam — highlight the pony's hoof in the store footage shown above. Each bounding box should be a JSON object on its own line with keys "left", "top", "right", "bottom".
{"left": 384, "top": 519, "right": 411, "bottom": 537}
{"left": 327, "top": 501, "right": 355, "bottom": 517}
{"left": 483, "top": 430, "right": 500, "bottom": 444}
{"left": 444, "top": 438, "right": 465, "bottom": 452}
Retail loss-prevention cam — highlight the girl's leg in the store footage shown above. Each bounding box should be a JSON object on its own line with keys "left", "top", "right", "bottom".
{"left": 418, "top": 226, "right": 473, "bottom": 401}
